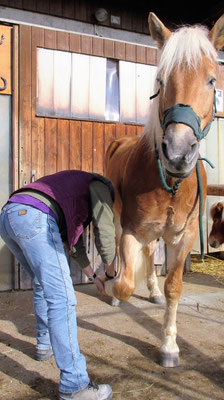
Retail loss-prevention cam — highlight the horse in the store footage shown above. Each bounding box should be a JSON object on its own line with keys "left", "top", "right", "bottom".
{"left": 208, "top": 201, "right": 224, "bottom": 248}
{"left": 103, "top": 12, "right": 224, "bottom": 367}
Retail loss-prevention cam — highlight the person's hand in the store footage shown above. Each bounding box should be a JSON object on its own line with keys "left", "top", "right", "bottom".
{"left": 94, "top": 277, "right": 106, "bottom": 295}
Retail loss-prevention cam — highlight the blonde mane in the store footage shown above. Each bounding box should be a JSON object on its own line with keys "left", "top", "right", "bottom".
{"left": 142, "top": 24, "right": 218, "bottom": 148}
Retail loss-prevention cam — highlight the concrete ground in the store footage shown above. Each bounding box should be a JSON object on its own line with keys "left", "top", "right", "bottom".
{"left": 0, "top": 272, "right": 224, "bottom": 400}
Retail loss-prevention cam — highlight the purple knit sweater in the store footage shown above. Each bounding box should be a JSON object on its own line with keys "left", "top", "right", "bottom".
{"left": 11, "top": 170, "right": 96, "bottom": 252}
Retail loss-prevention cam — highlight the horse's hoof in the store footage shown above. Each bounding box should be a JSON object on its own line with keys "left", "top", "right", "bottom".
{"left": 149, "top": 295, "right": 164, "bottom": 304}
{"left": 111, "top": 297, "right": 121, "bottom": 307}
{"left": 159, "top": 351, "right": 179, "bottom": 368}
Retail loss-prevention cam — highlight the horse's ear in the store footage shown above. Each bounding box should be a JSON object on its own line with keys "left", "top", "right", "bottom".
{"left": 216, "top": 202, "right": 224, "bottom": 213}
{"left": 209, "top": 14, "right": 224, "bottom": 51}
{"left": 148, "top": 12, "right": 171, "bottom": 49}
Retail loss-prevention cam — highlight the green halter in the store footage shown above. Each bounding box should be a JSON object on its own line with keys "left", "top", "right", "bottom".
{"left": 160, "top": 91, "right": 217, "bottom": 140}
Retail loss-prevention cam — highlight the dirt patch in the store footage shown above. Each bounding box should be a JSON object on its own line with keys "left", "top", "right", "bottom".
{"left": 1, "top": 271, "right": 224, "bottom": 400}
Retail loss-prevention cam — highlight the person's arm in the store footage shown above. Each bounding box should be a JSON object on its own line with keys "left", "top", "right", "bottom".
{"left": 89, "top": 180, "right": 116, "bottom": 278}
{"left": 70, "top": 235, "right": 106, "bottom": 294}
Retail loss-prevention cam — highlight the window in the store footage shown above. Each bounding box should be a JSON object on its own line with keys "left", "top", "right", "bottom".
{"left": 36, "top": 47, "right": 157, "bottom": 124}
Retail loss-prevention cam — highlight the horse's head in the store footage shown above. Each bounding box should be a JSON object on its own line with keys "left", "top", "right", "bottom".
{"left": 148, "top": 13, "right": 224, "bottom": 179}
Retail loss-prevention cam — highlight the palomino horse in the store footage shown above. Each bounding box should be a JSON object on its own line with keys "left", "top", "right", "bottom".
{"left": 104, "top": 13, "right": 224, "bottom": 367}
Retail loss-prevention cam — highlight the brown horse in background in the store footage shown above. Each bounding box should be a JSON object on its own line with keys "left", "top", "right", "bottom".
{"left": 104, "top": 13, "right": 224, "bottom": 367}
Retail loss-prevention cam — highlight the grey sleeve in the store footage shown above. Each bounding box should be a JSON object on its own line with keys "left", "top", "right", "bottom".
{"left": 70, "top": 235, "right": 90, "bottom": 270}
{"left": 89, "top": 180, "right": 116, "bottom": 264}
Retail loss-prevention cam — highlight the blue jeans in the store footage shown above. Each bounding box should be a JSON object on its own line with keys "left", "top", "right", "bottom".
{"left": 0, "top": 202, "right": 90, "bottom": 393}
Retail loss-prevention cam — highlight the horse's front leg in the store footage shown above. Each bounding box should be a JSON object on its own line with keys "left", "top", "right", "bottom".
{"left": 160, "top": 232, "right": 196, "bottom": 368}
{"left": 105, "top": 231, "right": 141, "bottom": 302}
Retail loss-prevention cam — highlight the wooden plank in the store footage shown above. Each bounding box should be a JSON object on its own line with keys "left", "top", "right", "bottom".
{"left": 49, "top": 0, "right": 62, "bottom": 17}
{"left": 93, "top": 123, "right": 104, "bottom": 175}
{"left": 81, "top": 35, "right": 92, "bottom": 54}
{"left": 126, "top": 125, "right": 137, "bottom": 136}
{"left": 44, "top": 118, "right": 57, "bottom": 175}
{"left": 0, "top": 25, "right": 12, "bottom": 95}
{"left": 69, "top": 120, "right": 82, "bottom": 170}
{"left": 31, "top": 26, "right": 45, "bottom": 180}
{"left": 81, "top": 121, "right": 93, "bottom": 172}
{"left": 44, "top": 28, "right": 56, "bottom": 49}
{"left": 137, "top": 125, "right": 143, "bottom": 136}
{"left": 104, "top": 124, "right": 115, "bottom": 158}
{"left": 36, "top": 0, "right": 49, "bottom": 14}
{"left": 69, "top": 33, "right": 81, "bottom": 53}
{"left": 132, "top": 14, "right": 143, "bottom": 34}
{"left": 92, "top": 37, "right": 104, "bottom": 57}
{"left": 115, "top": 124, "right": 126, "bottom": 138}
{"left": 57, "top": 30, "right": 70, "bottom": 51}
{"left": 74, "top": 0, "right": 87, "bottom": 21}
{"left": 36, "top": 48, "right": 54, "bottom": 115}
{"left": 119, "top": 60, "right": 136, "bottom": 123}
{"left": 146, "top": 47, "right": 157, "bottom": 65}
{"left": 136, "top": 45, "right": 146, "bottom": 64}
{"left": 62, "top": 0, "right": 75, "bottom": 19}
{"left": 19, "top": 25, "right": 32, "bottom": 187}
{"left": 207, "top": 185, "right": 224, "bottom": 196}
{"left": 125, "top": 43, "right": 136, "bottom": 62}
{"left": 89, "top": 56, "right": 106, "bottom": 119}
{"left": 121, "top": 9, "right": 132, "bottom": 31}
{"left": 9, "top": 0, "right": 22, "bottom": 7}
{"left": 114, "top": 41, "right": 125, "bottom": 60}
{"left": 103, "top": 39, "right": 114, "bottom": 58}
{"left": 136, "top": 63, "right": 157, "bottom": 124}
{"left": 53, "top": 50, "right": 71, "bottom": 117}
{"left": 23, "top": 0, "right": 36, "bottom": 11}
{"left": 57, "top": 119, "right": 70, "bottom": 171}
{"left": 12, "top": 25, "right": 19, "bottom": 191}
{"left": 71, "top": 53, "right": 89, "bottom": 119}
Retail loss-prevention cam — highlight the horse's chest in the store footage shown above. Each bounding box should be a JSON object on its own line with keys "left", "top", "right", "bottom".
{"left": 133, "top": 205, "right": 186, "bottom": 243}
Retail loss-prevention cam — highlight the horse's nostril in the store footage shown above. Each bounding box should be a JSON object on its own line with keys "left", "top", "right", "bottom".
{"left": 191, "top": 143, "right": 197, "bottom": 152}
{"left": 184, "top": 142, "right": 197, "bottom": 162}
{"left": 162, "top": 141, "right": 168, "bottom": 159}
{"left": 210, "top": 240, "right": 218, "bottom": 248}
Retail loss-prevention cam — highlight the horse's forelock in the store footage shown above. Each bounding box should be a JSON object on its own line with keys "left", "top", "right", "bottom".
{"left": 158, "top": 25, "right": 217, "bottom": 87}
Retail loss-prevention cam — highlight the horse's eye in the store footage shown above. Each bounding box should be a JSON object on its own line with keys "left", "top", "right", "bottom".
{"left": 208, "top": 77, "right": 216, "bottom": 87}
{"left": 156, "top": 77, "right": 164, "bottom": 86}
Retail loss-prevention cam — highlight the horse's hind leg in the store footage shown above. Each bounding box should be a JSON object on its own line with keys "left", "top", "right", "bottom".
{"left": 144, "top": 241, "right": 163, "bottom": 304}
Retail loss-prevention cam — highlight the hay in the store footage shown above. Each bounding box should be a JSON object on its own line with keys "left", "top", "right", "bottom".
{"left": 190, "top": 254, "right": 224, "bottom": 285}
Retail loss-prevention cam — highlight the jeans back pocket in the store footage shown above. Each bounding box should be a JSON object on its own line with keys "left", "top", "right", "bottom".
{"left": 8, "top": 205, "right": 42, "bottom": 239}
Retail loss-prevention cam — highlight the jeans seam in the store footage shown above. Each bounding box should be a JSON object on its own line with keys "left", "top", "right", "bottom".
{"left": 48, "top": 215, "right": 83, "bottom": 391}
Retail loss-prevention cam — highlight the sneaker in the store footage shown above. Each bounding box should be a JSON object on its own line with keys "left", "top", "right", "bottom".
{"left": 36, "top": 347, "right": 54, "bottom": 361}
{"left": 59, "top": 381, "right": 113, "bottom": 400}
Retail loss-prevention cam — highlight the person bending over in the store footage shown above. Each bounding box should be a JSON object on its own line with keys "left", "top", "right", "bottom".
{"left": 0, "top": 170, "right": 116, "bottom": 400}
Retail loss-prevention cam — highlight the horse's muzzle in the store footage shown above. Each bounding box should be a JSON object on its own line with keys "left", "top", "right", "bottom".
{"left": 161, "top": 123, "right": 199, "bottom": 178}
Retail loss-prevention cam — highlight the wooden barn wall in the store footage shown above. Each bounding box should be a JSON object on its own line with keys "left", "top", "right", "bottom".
{"left": 17, "top": 25, "right": 162, "bottom": 288}
{"left": 18, "top": 25, "right": 157, "bottom": 187}
{"left": 0, "top": 0, "right": 150, "bottom": 35}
